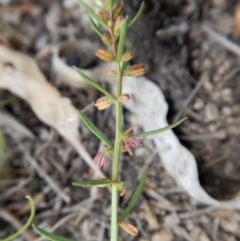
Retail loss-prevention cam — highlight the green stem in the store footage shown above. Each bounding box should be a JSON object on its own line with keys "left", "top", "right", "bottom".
{"left": 111, "top": 61, "right": 123, "bottom": 241}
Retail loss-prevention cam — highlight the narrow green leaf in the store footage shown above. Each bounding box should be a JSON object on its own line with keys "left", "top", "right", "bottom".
{"left": 117, "top": 17, "right": 128, "bottom": 61}
{"left": 89, "top": 17, "right": 102, "bottom": 37}
{"left": 127, "top": 2, "right": 144, "bottom": 29}
{"left": 120, "top": 168, "right": 148, "bottom": 220}
{"left": 78, "top": 111, "right": 112, "bottom": 147}
{"left": 32, "top": 225, "right": 76, "bottom": 241}
{"left": 78, "top": 0, "right": 107, "bottom": 28}
{"left": 1, "top": 196, "right": 35, "bottom": 241}
{"left": 73, "top": 66, "right": 114, "bottom": 99}
{"left": 122, "top": 43, "right": 133, "bottom": 71}
{"left": 73, "top": 179, "right": 113, "bottom": 187}
{"left": 135, "top": 117, "right": 188, "bottom": 137}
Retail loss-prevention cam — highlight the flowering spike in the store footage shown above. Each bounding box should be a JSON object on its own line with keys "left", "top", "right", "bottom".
{"left": 95, "top": 96, "right": 115, "bottom": 110}
{"left": 95, "top": 49, "right": 115, "bottom": 62}
{"left": 123, "top": 64, "right": 146, "bottom": 76}
{"left": 118, "top": 221, "right": 138, "bottom": 236}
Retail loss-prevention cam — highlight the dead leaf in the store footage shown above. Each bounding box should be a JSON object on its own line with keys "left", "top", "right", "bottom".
{"left": 0, "top": 44, "right": 106, "bottom": 179}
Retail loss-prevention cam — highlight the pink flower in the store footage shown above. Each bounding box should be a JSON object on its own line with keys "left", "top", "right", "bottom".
{"left": 93, "top": 151, "right": 108, "bottom": 170}
{"left": 93, "top": 147, "right": 113, "bottom": 170}
{"left": 121, "top": 125, "right": 143, "bottom": 155}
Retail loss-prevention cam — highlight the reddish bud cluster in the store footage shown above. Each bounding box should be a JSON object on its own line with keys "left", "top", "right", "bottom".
{"left": 123, "top": 64, "right": 146, "bottom": 76}
{"left": 95, "top": 49, "right": 115, "bottom": 62}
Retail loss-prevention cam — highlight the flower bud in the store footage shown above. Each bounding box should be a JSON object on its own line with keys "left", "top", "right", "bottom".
{"left": 101, "top": 33, "right": 112, "bottom": 45}
{"left": 121, "top": 52, "right": 133, "bottom": 62}
{"left": 118, "top": 221, "right": 138, "bottom": 236}
{"left": 123, "top": 64, "right": 146, "bottom": 76}
{"left": 113, "top": 4, "right": 124, "bottom": 20}
{"left": 108, "top": 19, "right": 113, "bottom": 28}
{"left": 95, "top": 97, "right": 115, "bottom": 110}
{"left": 114, "top": 16, "right": 124, "bottom": 36}
{"left": 98, "top": 11, "right": 108, "bottom": 24}
{"left": 96, "top": 49, "right": 115, "bottom": 62}
{"left": 106, "top": 69, "right": 117, "bottom": 76}
{"left": 116, "top": 94, "right": 130, "bottom": 103}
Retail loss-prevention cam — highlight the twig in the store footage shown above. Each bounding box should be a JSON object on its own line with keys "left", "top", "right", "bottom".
{"left": 203, "top": 25, "right": 240, "bottom": 56}
{"left": 178, "top": 206, "right": 218, "bottom": 219}
{"left": 173, "top": 74, "right": 207, "bottom": 122}
{"left": 179, "top": 134, "right": 215, "bottom": 141}
{"left": 0, "top": 177, "right": 33, "bottom": 201}
{"left": 137, "top": 148, "right": 158, "bottom": 180}
{"left": 144, "top": 188, "right": 179, "bottom": 211}
{"left": 0, "top": 208, "right": 37, "bottom": 241}
{"left": 18, "top": 143, "right": 71, "bottom": 203}
{"left": 212, "top": 217, "right": 220, "bottom": 241}
{"left": 97, "top": 219, "right": 106, "bottom": 241}
{"left": 156, "top": 22, "right": 189, "bottom": 38}
{"left": 0, "top": 4, "right": 33, "bottom": 14}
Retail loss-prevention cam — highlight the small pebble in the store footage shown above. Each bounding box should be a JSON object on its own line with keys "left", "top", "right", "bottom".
{"left": 222, "top": 106, "right": 232, "bottom": 116}
{"left": 203, "top": 81, "right": 213, "bottom": 94}
{"left": 199, "top": 232, "right": 211, "bottom": 241}
{"left": 193, "top": 98, "right": 204, "bottom": 110}
{"left": 151, "top": 228, "right": 174, "bottom": 241}
{"left": 213, "top": 129, "right": 227, "bottom": 139}
{"left": 204, "top": 103, "right": 220, "bottom": 121}
{"left": 221, "top": 88, "right": 233, "bottom": 103}
{"left": 220, "top": 219, "right": 240, "bottom": 235}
